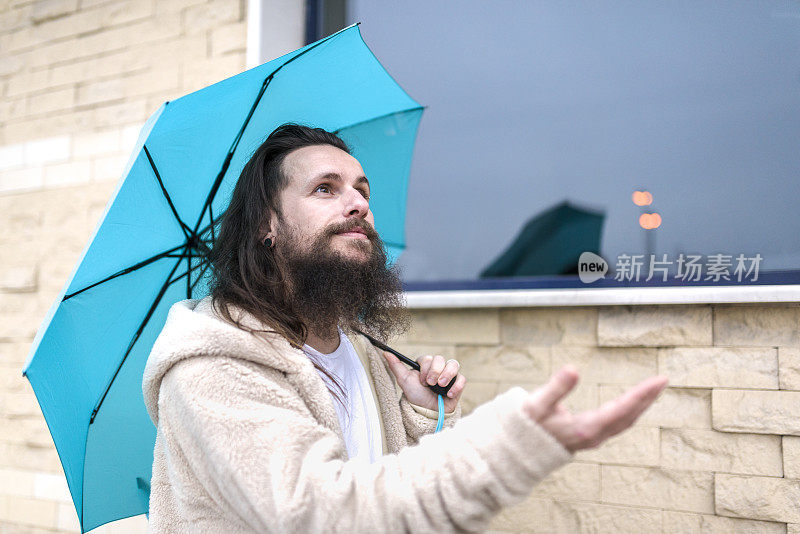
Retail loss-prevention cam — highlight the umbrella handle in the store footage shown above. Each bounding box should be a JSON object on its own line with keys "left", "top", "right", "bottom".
{"left": 352, "top": 328, "right": 457, "bottom": 397}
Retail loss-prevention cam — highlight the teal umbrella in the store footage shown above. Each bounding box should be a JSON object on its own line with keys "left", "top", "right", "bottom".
{"left": 21, "top": 23, "right": 423, "bottom": 533}
{"left": 480, "top": 200, "right": 605, "bottom": 277}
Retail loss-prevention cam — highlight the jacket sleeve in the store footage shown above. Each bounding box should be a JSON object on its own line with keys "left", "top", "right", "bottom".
{"left": 157, "top": 355, "right": 573, "bottom": 534}
{"left": 402, "top": 394, "right": 461, "bottom": 445}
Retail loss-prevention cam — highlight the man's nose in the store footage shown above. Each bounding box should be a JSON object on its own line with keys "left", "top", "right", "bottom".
{"left": 342, "top": 187, "right": 369, "bottom": 217}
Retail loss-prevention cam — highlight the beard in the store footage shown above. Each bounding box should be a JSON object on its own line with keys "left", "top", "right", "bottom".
{"left": 274, "top": 220, "right": 411, "bottom": 343}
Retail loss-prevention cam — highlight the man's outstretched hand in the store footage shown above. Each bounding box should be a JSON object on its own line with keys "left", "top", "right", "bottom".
{"left": 522, "top": 365, "right": 668, "bottom": 452}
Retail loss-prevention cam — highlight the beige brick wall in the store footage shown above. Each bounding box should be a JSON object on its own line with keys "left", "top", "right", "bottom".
{"left": 2, "top": 2, "right": 799, "bottom": 533}
{"left": 0, "top": 0, "right": 248, "bottom": 195}
{"left": 396, "top": 304, "right": 799, "bottom": 533}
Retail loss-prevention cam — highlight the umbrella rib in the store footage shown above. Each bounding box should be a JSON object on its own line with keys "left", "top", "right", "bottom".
{"left": 89, "top": 254, "right": 187, "bottom": 424}
{"left": 188, "top": 260, "right": 211, "bottom": 295}
{"left": 142, "top": 142, "right": 202, "bottom": 301}
{"left": 209, "top": 204, "right": 215, "bottom": 241}
{"left": 89, "top": 253, "right": 213, "bottom": 423}
{"left": 63, "top": 242, "right": 187, "bottom": 301}
{"left": 161, "top": 250, "right": 212, "bottom": 259}
{"left": 190, "top": 73, "right": 274, "bottom": 241}
{"left": 143, "top": 145, "right": 193, "bottom": 243}
{"left": 168, "top": 254, "right": 209, "bottom": 289}
{"left": 187, "top": 246, "right": 192, "bottom": 299}
{"left": 332, "top": 105, "right": 425, "bottom": 135}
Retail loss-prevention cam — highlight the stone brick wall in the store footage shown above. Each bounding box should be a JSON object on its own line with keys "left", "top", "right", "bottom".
{"left": 1, "top": 0, "right": 247, "bottom": 195}
{"left": 394, "top": 305, "right": 800, "bottom": 533}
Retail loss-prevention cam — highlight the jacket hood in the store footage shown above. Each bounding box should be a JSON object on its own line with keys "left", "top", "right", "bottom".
{"left": 142, "top": 295, "right": 314, "bottom": 426}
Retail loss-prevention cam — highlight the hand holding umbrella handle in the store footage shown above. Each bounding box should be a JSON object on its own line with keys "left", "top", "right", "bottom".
{"left": 425, "top": 375, "right": 458, "bottom": 397}
{"left": 353, "top": 328, "right": 457, "bottom": 396}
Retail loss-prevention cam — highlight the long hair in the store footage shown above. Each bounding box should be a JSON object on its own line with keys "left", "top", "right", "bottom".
{"left": 204, "top": 123, "right": 352, "bottom": 412}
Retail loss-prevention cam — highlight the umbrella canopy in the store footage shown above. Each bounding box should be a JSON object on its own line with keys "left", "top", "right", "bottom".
{"left": 480, "top": 200, "right": 605, "bottom": 277}
{"left": 22, "top": 23, "right": 423, "bottom": 533}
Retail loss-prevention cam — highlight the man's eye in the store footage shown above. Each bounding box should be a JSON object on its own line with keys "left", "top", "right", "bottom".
{"left": 360, "top": 189, "right": 370, "bottom": 200}
{"left": 315, "top": 184, "right": 332, "bottom": 194}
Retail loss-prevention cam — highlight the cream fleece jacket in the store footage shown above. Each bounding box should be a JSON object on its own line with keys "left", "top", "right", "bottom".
{"left": 141, "top": 296, "right": 573, "bottom": 533}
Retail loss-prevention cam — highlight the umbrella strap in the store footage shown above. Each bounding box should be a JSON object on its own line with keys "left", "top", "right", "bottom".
{"left": 434, "top": 394, "right": 445, "bottom": 433}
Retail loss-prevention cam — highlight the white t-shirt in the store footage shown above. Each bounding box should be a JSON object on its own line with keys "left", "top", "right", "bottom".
{"left": 302, "top": 327, "right": 383, "bottom": 464}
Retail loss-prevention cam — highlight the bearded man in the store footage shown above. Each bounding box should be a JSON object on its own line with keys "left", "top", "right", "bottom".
{"left": 142, "top": 123, "right": 668, "bottom": 533}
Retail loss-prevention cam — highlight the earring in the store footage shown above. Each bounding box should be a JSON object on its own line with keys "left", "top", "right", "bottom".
{"left": 263, "top": 237, "right": 273, "bottom": 247}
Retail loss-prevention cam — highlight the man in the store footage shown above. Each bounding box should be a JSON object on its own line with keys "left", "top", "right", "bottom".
{"left": 142, "top": 123, "right": 668, "bottom": 533}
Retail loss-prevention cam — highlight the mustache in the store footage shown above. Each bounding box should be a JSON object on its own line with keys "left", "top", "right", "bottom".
{"left": 328, "top": 220, "right": 379, "bottom": 240}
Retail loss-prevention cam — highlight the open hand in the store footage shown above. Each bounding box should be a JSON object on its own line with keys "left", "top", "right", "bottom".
{"left": 382, "top": 351, "right": 466, "bottom": 413}
{"left": 522, "top": 365, "right": 668, "bottom": 452}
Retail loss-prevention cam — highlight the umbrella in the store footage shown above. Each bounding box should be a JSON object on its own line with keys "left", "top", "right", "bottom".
{"left": 21, "top": 23, "right": 423, "bottom": 533}
{"left": 480, "top": 200, "right": 605, "bottom": 277}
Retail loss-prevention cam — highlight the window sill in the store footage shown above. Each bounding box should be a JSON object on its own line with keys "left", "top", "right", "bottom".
{"left": 402, "top": 284, "right": 800, "bottom": 309}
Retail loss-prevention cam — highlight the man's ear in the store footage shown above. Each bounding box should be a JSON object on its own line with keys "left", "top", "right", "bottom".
{"left": 259, "top": 211, "right": 278, "bottom": 241}
{"left": 258, "top": 222, "right": 270, "bottom": 242}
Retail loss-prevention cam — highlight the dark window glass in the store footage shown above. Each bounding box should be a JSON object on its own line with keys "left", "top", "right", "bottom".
{"left": 347, "top": 0, "right": 800, "bottom": 289}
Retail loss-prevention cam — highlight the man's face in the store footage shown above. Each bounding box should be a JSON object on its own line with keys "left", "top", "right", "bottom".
{"left": 264, "top": 143, "right": 408, "bottom": 341}
{"left": 269, "top": 144, "right": 378, "bottom": 261}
